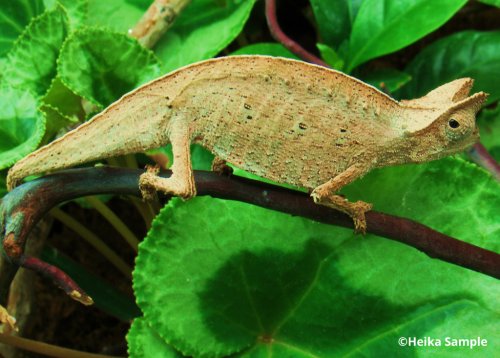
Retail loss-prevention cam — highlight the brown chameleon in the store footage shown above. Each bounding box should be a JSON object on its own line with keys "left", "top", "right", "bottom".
{"left": 6, "top": 56, "right": 488, "bottom": 233}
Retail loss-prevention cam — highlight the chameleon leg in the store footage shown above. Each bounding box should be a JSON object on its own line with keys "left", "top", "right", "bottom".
{"left": 311, "top": 165, "right": 372, "bottom": 234}
{"left": 211, "top": 156, "right": 233, "bottom": 176}
{"left": 139, "top": 124, "right": 196, "bottom": 200}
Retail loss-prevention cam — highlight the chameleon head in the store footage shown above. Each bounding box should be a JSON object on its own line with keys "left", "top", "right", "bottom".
{"left": 403, "top": 79, "right": 488, "bottom": 162}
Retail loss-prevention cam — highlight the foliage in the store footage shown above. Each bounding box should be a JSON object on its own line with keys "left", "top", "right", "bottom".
{"left": 0, "top": 0, "right": 498, "bottom": 357}
{"left": 133, "top": 163, "right": 499, "bottom": 357}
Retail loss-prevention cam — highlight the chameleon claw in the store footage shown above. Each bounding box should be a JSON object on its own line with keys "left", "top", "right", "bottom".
{"left": 351, "top": 201, "right": 373, "bottom": 235}
{"left": 211, "top": 157, "right": 233, "bottom": 176}
{"left": 139, "top": 165, "right": 161, "bottom": 201}
{"left": 311, "top": 190, "right": 372, "bottom": 234}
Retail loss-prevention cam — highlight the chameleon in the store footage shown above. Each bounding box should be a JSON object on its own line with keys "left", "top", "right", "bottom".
{"left": 6, "top": 56, "right": 487, "bottom": 233}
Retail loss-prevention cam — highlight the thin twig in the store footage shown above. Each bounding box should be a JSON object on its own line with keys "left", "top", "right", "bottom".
{"left": 265, "top": 0, "right": 329, "bottom": 67}
{"left": 0, "top": 332, "right": 122, "bottom": 358}
{"left": 129, "top": 0, "right": 191, "bottom": 48}
{"left": 0, "top": 168, "right": 498, "bottom": 308}
{"left": 83, "top": 196, "right": 139, "bottom": 252}
{"left": 50, "top": 208, "right": 133, "bottom": 279}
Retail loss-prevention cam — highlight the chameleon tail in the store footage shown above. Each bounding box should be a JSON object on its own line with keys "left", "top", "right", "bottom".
{"left": 7, "top": 94, "right": 171, "bottom": 191}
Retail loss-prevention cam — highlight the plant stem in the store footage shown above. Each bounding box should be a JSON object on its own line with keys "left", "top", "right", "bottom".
{"left": 265, "top": 0, "right": 328, "bottom": 67}
{"left": 129, "top": 196, "right": 155, "bottom": 229}
{"left": 124, "top": 154, "right": 138, "bottom": 169}
{"left": 50, "top": 207, "right": 132, "bottom": 279}
{"left": 0, "top": 332, "right": 123, "bottom": 358}
{"left": 468, "top": 142, "right": 500, "bottom": 182}
{"left": 2, "top": 168, "right": 498, "bottom": 281}
{"left": 83, "top": 196, "right": 139, "bottom": 252}
{"left": 129, "top": 0, "right": 191, "bottom": 48}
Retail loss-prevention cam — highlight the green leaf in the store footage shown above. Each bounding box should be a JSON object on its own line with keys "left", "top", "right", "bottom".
{"left": 361, "top": 68, "right": 412, "bottom": 93}
{"left": 0, "top": 0, "right": 44, "bottom": 57}
{"left": 156, "top": 0, "right": 256, "bottom": 73}
{"left": 86, "top": 0, "right": 145, "bottom": 33}
{"left": 477, "top": 106, "right": 500, "bottom": 161}
{"left": 134, "top": 157, "right": 499, "bottom": 356}
{"left": 478, "top": 0, "right": 500, "bottom": 7}
{"left": 128, "top": 317, "right": 183, "bottom": 358}
{"left": 0, "top": 85, "right": 45, "bottom": 169}
{"left": 44, "top": 0, "right": 89, "bottom": 28}
{"left": 231, "top": 42, "right": 299, "bottom": 59}
{"left": 316, "top": 43, "right": 344, "bottom": 70}
{"left": 151, "top": 144, "right": 215, "bottom": 171}
{"left": 402, "top": 31, "right": 500, "bottom": 103}
{"left": 2, "top": 6, "right": 68, "bottom": 96}
{"left": 39, "top": 105, "right": 76, "bottom": 145}
{"left": 0, "top": 172, "right": 7, "bottom": 198}
{"left": 41, "top": 246, "right": 141, "bottom": 321}
{"left": 58, "top": 27, "right": 161, "bottom": 107}
{"left": 346, "top": 0, "right": 466, "bottom": 71}
{"left": 41, "top": 77, "right": 84, "bottom": 123}
{"left": 310, "top": 0, "right": 362, "bottom": 49}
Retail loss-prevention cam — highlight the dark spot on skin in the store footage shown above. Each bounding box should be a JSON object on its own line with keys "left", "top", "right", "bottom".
{"left": 449, "top": 119, "right": 460, "bottom": 128}
{"left": 247, "top": 115, "right": 253, "bottom": 119}
{"left": 298, "top": 123, "right": 307, "bottom": 130}
{"left": 244, "top": 103, "right": 251, "bottom": 110}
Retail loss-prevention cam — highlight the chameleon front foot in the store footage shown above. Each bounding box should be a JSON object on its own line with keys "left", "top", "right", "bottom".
{"left": 311, "top": 190, "right": 372, "bottom": 234}
{"left": 139, "top": 165, "right": 161, "bottom": 201}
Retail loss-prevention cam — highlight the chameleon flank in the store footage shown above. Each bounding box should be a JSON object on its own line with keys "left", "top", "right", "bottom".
{"left": 6, "top": 56, "right": 488, "bottom": 232}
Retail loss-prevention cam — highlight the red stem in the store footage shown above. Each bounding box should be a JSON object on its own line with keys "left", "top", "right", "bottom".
{"left": 265, "top": 0, "right": 329, "bottom": 67}
{"left": 19, "top": 255, "right": 93, "bottom": 305}
{"left": 468, "top": 142, "right": 500, "bottom": 181}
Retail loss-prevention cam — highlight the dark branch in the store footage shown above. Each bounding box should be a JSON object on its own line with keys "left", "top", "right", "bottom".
{"left": 0, "top": 167, "right": 498, "bottom": 305}
{"left": 265, "top": 0, "right": 329, "bottom": 67}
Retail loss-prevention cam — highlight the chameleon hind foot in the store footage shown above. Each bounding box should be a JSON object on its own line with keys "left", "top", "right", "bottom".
{"left": 139, "top": 164, "right": 196, "bottom": 201}
{"left": 311, "top": 190, "right": 372, "bottom": 234}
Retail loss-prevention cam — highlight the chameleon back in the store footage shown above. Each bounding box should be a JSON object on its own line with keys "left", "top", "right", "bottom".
{"left": 170, "top": 56, "right": 401, "bottom": 188}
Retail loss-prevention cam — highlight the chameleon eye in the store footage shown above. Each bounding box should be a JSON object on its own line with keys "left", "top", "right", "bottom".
{"left": 448, "top": 118, "right": 460, "bottom": 129}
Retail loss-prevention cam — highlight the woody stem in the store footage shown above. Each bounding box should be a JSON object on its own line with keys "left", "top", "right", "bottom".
{"left": 0, "top": 167, "right": 498, "bottom": 306}
{"left": 265, "top": 0, "right": 329, "bottom": 67}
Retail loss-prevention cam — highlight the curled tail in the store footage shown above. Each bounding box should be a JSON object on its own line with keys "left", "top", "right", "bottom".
{"left": 7, "top": 92, "right": 171, "bottom": 191}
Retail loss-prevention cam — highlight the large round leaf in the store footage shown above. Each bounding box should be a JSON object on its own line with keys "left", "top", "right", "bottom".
{"left": 133, "top": 158, "right": 499, "bottom": 357}
{"left": 58, "top": 28, "right": 161, "bottom": 107}
{"left": 2, "top": 6, "right": 68, "bottom": 96}
{"left": 0, "top": 0, "right": 44, "bottom": 57}
{"left": 0, "top": 85, "right": 45, "bottom": 169}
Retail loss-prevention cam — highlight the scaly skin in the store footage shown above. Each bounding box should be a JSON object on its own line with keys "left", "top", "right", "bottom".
{"left": 6, "top": 56, "right": 488, "bottom": 232}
